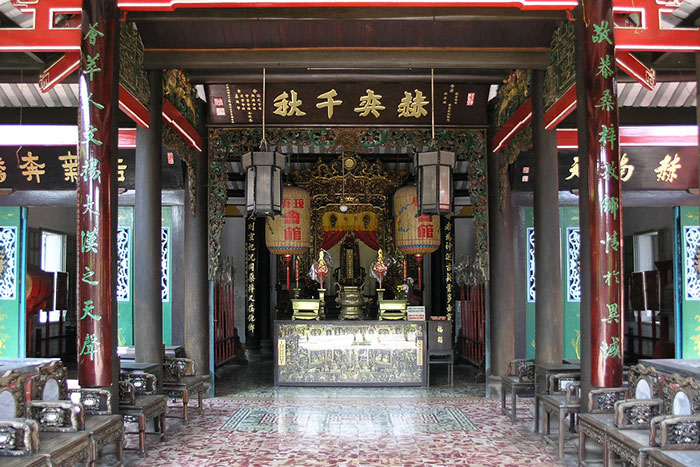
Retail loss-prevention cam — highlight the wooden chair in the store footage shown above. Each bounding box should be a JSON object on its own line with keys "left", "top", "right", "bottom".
{"left": 163, "top": 358, "right": 205, "bottom": 424}
{"left": 119, "top": 371, "right": 167, "bottom": 457}
{"left": 0, "top": 369, "right": 92, "bottom": 466}
{"left": 29, "top": 361, "right": 124, "bottom": 467}
{"left": 539, "top": 373, "right": 581, "bottom": 459}
{"left": 500, "top": 359, "right": 535, "bottom": 424}
{"left": 578, "top": 364, "right": 660, "bottom": 466}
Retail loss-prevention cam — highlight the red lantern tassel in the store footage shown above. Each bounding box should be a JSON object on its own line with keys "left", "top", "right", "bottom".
{"left": 415, "top": 254, "right": 423, "bottom": 291}
{"left": 284, "top": 254, "right": 292, "bottom": 291}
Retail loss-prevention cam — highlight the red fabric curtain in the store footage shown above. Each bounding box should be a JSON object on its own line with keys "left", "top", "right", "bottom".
{"left": 353, "top": 230, "right": 379, "bottom": 251}
{"left": 321, "top": 230, "right": 347, "bottom": 250}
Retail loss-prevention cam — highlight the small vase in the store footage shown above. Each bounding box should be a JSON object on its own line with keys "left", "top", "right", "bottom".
{"left": 377, "top": 288, "right": 385, "bottom": 301}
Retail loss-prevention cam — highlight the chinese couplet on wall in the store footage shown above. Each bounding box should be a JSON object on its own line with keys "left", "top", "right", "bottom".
{"left": 77, "top": 1, "right": 117, "bottom": 388}
{"left": 583, "top": 0, "right": 624, "bottom": 387}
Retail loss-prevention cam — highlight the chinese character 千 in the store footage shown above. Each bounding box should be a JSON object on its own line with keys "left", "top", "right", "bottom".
{"left": 397, "top": 90, "right": 429, "bottom": 118}
{"left": 58, "top": 151, "right": 78, "bottom": 183}
{"left": 316, "top": 89, "right": 342, "bottom": 119}
{"left": 19, "top": 151, "right": 46, "bottom": 183}
{"left": 654, "top": 153, "right": 682, "bottom": 183}
{"left": 354, "top": 89, "right": 385, "bottom": 118}
{"left": 273, "top": 90, "right": 306, "bottom": 117}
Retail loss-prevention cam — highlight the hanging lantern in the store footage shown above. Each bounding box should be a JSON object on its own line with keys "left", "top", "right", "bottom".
{"left": 415, "top": 69, "right": 455, "bottom": 215}
{"left": 242, "top": 151, "right": 285, "bottom": 216}
{"left": 393, "top": 185, "right": 440, "bottom": 290}
{"left": 265, "top": 186, "right": 311, "bottom": 289}
{"left": 415, "top": 150, "right": 455, "bottom": 215}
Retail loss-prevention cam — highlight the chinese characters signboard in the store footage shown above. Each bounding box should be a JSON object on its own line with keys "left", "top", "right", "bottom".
{"left": 207, "top": 83, "right": 488, "bottom": 127}
{"left": 0, "top": 146, "right": 183, "bottom": 190}
{"left": 512, "top": 146, "right": 698, "bottom": 191}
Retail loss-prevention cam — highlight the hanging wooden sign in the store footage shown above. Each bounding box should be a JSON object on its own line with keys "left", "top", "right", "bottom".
{"left": 206, "top": 82, "right": 488, "bottom": 127}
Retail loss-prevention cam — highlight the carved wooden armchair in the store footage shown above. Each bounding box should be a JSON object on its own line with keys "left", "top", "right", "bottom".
{"left": 0, "top": 368, "right": 91, "bottom": 466}
{"left": 29, "top": 361, "right": 124, "bottom": 467}
{"left": 578, "top": 364, "right": 661, "bottom": 466}
{"left": 119, "top": 371, "right": 167, "bottom": 457}
{"left": 500, "top": 358, "right": 535, "bottom": 424}
{"left": 647, "top": 374, "right": 700, "bottom": 450}
{"left": 163, "top": 357, "right": 205, "bottom": 425}
{"left": 539, "top": 372, "right": 581, "bottom": 459}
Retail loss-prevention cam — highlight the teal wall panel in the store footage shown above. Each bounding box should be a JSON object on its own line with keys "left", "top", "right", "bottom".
{"left": 0, "top": 207, "right": 23, "bottom": 357}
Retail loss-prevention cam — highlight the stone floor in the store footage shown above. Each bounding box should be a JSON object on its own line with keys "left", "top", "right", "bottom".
{"left": 117, "top": 361, "right": 577, "bottom": 466}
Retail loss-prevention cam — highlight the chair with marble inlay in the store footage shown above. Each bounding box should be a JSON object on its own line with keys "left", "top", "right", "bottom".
{"left": 0, "top": 368, "right": 92, "bottom": 466}
{"left": 29, "top": 360, "right": 124, "bottom": 466}
{"left": 578, "top": 364, "right": 660, "bottom": 466}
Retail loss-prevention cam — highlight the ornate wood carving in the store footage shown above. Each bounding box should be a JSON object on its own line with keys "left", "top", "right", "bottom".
{"left": 119, "top": 22, "right": 149, "bottom": 108}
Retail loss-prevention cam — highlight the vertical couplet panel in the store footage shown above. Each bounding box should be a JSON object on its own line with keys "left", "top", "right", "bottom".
{"left": 77, "top": 0, "right": 118, "bottom": 387}
{"left": 583, "top": 0, "right": 624, "bottom": 387}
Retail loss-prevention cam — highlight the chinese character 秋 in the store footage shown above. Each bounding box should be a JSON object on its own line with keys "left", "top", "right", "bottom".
{"left": 654, "top": 153, "right": 682, "bottom": 183}
{"left": 565, "top": 156, "right": 579, "bottom": 180}
{"left": 0, "top": 157, "right": 6, "bottom": 183}
{"left": 19, "top": 151, "right": 46, "bottom": 183}
{"left": 273, "top": 90, "right": 306, "bottom": 117}
{"left": 397, "top": 90, "right": 429, "bottom": 118}
{"left": 316, "top": 89, "right": 343, "bottom": 119}
{"left": 354, "top": 89, "right": 385, "bottom": 118}
{"left": 58, "top": 151, "right": 78, "bottom": 183}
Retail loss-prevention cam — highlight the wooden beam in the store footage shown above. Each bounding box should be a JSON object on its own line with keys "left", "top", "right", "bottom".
{"left": 144, "top": 47, "right": 550, "bottom": 70}
{"left": 127, "top": 7, "right": 566, "bottom": 22}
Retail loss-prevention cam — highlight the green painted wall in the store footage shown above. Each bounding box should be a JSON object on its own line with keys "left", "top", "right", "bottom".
{"left": 117, "top": 207, "right": 134, "bottom": 346}
{"left": 0, "top": 207, "right": 24, "bottom": 357}
{"left": 679, "top": 206, "right": 700, "bottom": 358}
{"left": 560, "top": 207, "right": 581, "bottom": 360}
{"left": 161, "top": 207, "right": 173, "bottom": 346}
{"left": 524, "top": 206, "right": 581, "bottom": 360}
{"left": 117, "top": 206, "right": 173, "bottom": 347}
{"left": 525, "top": 207, "right": 535, "bottom": 359}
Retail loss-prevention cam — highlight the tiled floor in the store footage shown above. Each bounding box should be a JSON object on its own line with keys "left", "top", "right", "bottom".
{"left": 120, "top": 362, "right": 572, "bottom": 466}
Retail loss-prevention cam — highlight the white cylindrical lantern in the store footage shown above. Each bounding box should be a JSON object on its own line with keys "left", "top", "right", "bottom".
{"left": 242, "top": 151, "right": 285, "bottom": 216}
{"left": 414, "top": 150, "right": 455, "bottom": 215}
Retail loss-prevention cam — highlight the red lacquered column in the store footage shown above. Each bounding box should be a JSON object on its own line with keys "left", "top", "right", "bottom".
{"left": 77, "top": 0, "right": 118, "bottom": 388}
{"left": 583, "top": 0, "right": 624, "bottom": 388}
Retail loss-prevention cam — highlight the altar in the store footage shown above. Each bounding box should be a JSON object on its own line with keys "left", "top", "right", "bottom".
{"left": 274, "top": 320, "right": 427, "bottom": 386}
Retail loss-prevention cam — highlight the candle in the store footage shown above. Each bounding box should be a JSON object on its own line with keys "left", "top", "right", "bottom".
{"left": 295, "top": 256, "right": 299, "bottom": 288}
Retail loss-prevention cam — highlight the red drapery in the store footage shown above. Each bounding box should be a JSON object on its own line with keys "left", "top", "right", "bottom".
{"left": 321, "top": 230, "right": 379, "bottom": 251}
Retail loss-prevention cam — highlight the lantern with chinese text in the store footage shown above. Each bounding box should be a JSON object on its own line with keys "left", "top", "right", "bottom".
{"left": 265, "top": 186, "right": 311, "bottom": 290}
{"left": 393, "top": 185, "right": 440, "bottom": 290}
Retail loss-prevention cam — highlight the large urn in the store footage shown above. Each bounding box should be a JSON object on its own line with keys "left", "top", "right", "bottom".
{"left": 335, "top": 283, "right": 366, "bottom": 320}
